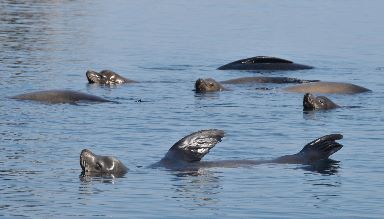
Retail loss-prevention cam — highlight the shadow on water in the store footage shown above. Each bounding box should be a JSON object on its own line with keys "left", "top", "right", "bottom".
{"left": 299, "top": 159, "right": 341, "bottom": 176}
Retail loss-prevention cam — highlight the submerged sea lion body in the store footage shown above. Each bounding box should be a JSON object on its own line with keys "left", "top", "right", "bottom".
{"left": 86, "top": 70, "right": 137, "bottom": 85}
{"left": 11, "top": 90, "right": 113, "bottom": 104}
{"left": 218, "top": 56, "right": 313, "bottom": 71}
{"left": 195, "top": 77, "right": 318, "bottom": 93}
{"left": 303, "top": 93, "right": 340, "bottom": 110}
{"left": 284, "top": 82, "right": 370, "bottom": 94}
{"left": 80, "top": 129, "right": 343, "bottom": 176}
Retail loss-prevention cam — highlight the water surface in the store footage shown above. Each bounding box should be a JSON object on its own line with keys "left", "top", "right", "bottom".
{"left": 1, "top": 0, "right": 383, "bottom": 218}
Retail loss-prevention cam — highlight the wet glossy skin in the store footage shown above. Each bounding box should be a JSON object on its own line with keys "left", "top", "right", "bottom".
{"left": 217, "top": 56, "right": 314, "bottom": 70}
{"left": 86, "top": 69, "right": 137, "bottom": 85}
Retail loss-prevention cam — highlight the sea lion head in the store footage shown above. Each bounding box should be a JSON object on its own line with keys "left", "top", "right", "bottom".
{"left": 86, "top": 70, "right": 127, "bottom": 84}
{"left": 303, "top": 93, "right": 339, "bottom": 110}
{"left": 195, "top": 78, "right": 225, "bottom": 92}
{"left": 86, "top": 70, "right": 105, "bottom": 84}
{"left": 80, "top": 149, "right": 128, "bottom": 177}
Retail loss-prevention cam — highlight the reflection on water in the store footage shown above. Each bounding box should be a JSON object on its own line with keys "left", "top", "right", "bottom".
{"left": 170, "top": 168, "right": 222, "bottom": 208}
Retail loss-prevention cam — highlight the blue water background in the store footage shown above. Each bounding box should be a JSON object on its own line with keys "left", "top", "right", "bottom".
{"left": 1, "top": 0, "right": 383, "bottom": 218}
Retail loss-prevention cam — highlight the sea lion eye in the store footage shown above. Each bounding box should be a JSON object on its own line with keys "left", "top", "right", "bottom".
{"left": 96, "top": 162, "right": 102, "bottom": 170}
{"left": 319, "top": 99, "right": 324, "bottom": 105}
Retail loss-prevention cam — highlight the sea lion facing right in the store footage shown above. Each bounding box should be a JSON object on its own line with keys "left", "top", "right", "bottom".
{"left": 195, "top": 77, "right": 318, "bottom": 93}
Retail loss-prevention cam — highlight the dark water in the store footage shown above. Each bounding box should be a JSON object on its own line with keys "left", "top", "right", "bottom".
{"left": 1, "top": 0, "right": 384, "bottom": 218}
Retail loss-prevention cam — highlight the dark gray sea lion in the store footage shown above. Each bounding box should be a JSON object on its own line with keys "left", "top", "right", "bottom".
{"left": 86, "top": 69, "right": 137, "bottom": 84}
{"left": 284, "top": 82, "right": 370, "bottom": 94}
{"left": 153, "top": 129, "right": 343, "bottom": 170}
{"left": 80, "top": 129, "right": 343, "bottom": 175}
{"left": 80, "top": 149, "right": 128, "bottom": 177}
{"left": 303, "top": 93, "right": 340, "bottom": 110}
{"left": 218, "top": 56, "right": 314, "bottom": 71}
{"left": 11, "top": 90, "right": 114, "bottom": 104}
{"left": 195, "top": 77, "right": 318, "bottom": 93}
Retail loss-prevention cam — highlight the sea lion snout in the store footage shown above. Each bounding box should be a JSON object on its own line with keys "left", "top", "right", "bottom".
{"left": 303, "top": 93, "right": 316, "bottom": 110}
{"left": 86, "top": 70, "right": 101, "bottom": 83}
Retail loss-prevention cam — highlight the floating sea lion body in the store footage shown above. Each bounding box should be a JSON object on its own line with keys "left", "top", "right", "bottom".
{"left": 195, "top": 77, "right": 318, "bottom": 93}
{"left": 284, "top": 82, "right": 370, "bottom": 94}
{"left": 218, "top": 56, "right": 313, "bottom": 71}
{"left": 80, "top": 129, "right": 343, "bottom": 176}
{"left": 11, "top": 90, "right": 114, "bottom": 104}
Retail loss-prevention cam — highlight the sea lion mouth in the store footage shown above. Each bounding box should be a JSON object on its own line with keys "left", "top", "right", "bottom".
{"left": 86, "top": 70, "right": 102, "bottom": 83}
{"left": 303, "top": 93, "right": 316, "bottom": 110}
{"left": 195, "top": 78, "right": 207, "bottom": 92}
{"left": 80, "top": 149, "right": 96, "bottom": 175}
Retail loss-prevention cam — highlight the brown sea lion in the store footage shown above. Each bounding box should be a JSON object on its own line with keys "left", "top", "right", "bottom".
{"left": 86, "top": 69, "right": 137, "bottom": 84}
{"left": 217, "top": 56, "right": 314, "bottom": 71}
{"left": 303, "top": 93, "right": 340, "bottom": 110}
{"left": 195, "top": 77, "right": 318, "bottom": 93}
{"left": 284, "top": 82, "right": 370, "bottom": 94}
{"left": 11, "top": 90, "right": 115, "bottom": 104}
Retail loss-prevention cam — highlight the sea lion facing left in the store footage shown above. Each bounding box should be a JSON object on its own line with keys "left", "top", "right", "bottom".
{"left": 303, "top": 93, "right": 340, "bottom": 110}
{"left": 86, "top": 70, "right": 137, "bottom": 85}
{"left": 80, "top": 129, "right": 343, "bottom": 177}
{"left": 11, "top": 90, "right": 114, "bottom": 104}
{"left": 80, "top": 149, "right": 128, "bottom": 177}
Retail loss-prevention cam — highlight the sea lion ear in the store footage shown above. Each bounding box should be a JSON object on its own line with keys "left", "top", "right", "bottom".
{"left": 164, "top": 129, "right": 225, "bottom": 162}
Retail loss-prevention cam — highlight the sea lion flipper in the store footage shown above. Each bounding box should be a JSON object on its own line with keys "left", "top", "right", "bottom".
{"left": 163, "top": 129, "right": 225, "bottom": 163}
{"left": 298, "top": 134, "right": 343, "bottom": 163}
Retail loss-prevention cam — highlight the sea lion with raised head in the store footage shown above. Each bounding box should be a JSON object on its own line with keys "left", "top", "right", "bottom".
{"left": 303, "top": 93, "right": 340, "bottom": 110}
{"left": 11, "top": 90, "right": 114, "bottom": 104}
{"left": 80, "top": 149, "right": 128, "bottom": 177}
{"left": 86, "top": 69, "right": 137, "bottom": 85}
{"left": 217, "top": 56, "right": 314, "bottom": 71}
{"left": 80, "top": 129, "right": 343, "bottom": 176}
{"left": 195, "top": 77, "right": 318, "bottom": 93}
{"left": 284, "top": 82, "right": 370, "bottom": 94}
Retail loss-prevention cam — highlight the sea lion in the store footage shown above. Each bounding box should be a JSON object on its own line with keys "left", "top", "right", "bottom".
{"left": 284, "top": 82, "right": 370, "bottom": 94}
{"left": 80, "top": 149, "right": 128, "bottom": 177}
{"left": 86, "top": 69, "right": 137, "bottom": 84}
{"left": 80, "top": 129, "right": 343, "bottom": 176}
{"left": 11, "top": 90, "right": 114, "bottom": 104}
{"left": 303, "top": 93, "right": 340, "bottom": 110}
{"left": 218, "top": 56, "right": 314, "bottom": 71}
{"left": 195, "top": 77, "right": 318, "bottom": 93}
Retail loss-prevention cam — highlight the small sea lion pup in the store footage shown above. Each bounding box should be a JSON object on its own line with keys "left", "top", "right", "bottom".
{"left": 195, "top": 77, "right": 318, "bottom": 92}
{"left": 303, "top": 93, "right": 340, "bottom": 110}
{"left": 217, "top": 56, "right": 313, "bottom": 71}
{"left": 11, "top": 90, "right": 114, "bottom": 104}
{"left": 86, "top": 69, "right": 137, "bottom": 85}
{"left": 80, "top": 129, "right": 343, "bottom": 176}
